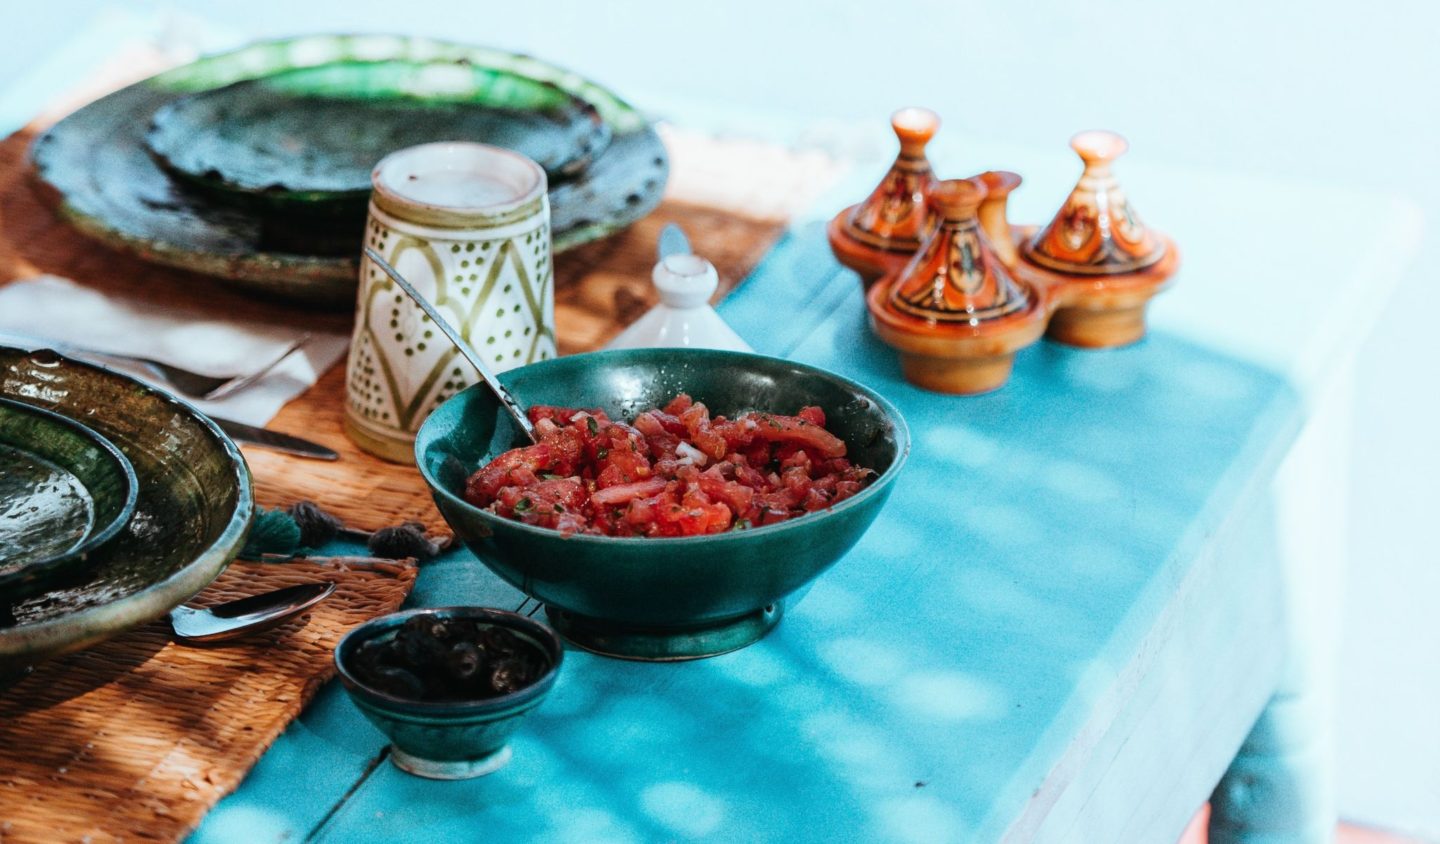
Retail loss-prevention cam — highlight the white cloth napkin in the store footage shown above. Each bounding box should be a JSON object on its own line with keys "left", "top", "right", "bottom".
{"left": 0, "top": 276, "right": 348, "bottom": 426}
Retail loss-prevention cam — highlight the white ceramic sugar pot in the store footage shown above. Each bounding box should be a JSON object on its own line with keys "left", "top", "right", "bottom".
{"left": 606, "top": 253, "right": 753, "bottom": 352}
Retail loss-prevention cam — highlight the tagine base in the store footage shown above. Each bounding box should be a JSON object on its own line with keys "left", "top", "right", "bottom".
{"left": 545, "top": 603, "right": 783, "bottom": 661}
{"left": 867, "top": 277, "right": 1049, "bottom": 396}
{"left": 1047, "top": 302, "right": 1151, "bottom": 348}
{"left": 1011, "top": 228, "right": 1180, "bottom": 350}
{"left": 899, "top": 351, "right": 1016, "bottom": 395}
{"left": 390, "top": 743, "right": 513, "bottom": 780}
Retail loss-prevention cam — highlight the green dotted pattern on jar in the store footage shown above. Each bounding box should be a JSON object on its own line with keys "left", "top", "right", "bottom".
{"left": 348, "top": 219, "right": 557, "bottom": 436}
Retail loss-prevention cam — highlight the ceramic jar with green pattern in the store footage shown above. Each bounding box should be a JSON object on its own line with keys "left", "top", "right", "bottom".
{"left": 346, "top": 142, "right": 559, "bottom": 463}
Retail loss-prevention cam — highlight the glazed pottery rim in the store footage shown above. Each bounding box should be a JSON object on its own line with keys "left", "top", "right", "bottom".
{"left": 144, "top": 65, "right": 602, "bottom": 206}
{"left": 891, "top": 105, "right": 940, "bottom": 135}
{"left": 24, "top": 32, "right": 667, "bottom": 300}
{"left": 335, "top": 606, "right": 564, "bottom": 715}
{"left": 0, "top": 348, "right": 253, "bottom": 657}
{"left": 0, "top": 395, "right": 140, "bottom": 571}
{"left": 416, "top": 348, "right": 912, "bottom": 547}
{"left": 372, "top": 141, "right": 548, "bottom": 223}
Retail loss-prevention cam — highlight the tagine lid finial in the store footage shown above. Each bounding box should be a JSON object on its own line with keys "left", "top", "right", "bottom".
{"left": 1022, "top": 130, "right": 1168, "bottom": 276}
{"left": 879, "top": 178, "right": 1038, "bottom": 329}
{"left": 841, "top": 107, "right": 940, "bottom": 253}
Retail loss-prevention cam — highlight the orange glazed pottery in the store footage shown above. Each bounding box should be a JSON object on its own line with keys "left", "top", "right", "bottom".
{"left": 975, "top": 170, "right": 1023, "bottom": 269}
{"left": 867, "top": 179, "right": 1047, "bottom": 395}
{"left": 1012, "top": 130, "right": 1180, "bottom": 348}
{"left": 828, "top": 107, "right": 940, "bottom": 287}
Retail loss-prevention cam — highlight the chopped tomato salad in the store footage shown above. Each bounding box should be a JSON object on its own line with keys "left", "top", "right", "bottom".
{"left": 463, "top": 394, "right": 877, "bottom": 537}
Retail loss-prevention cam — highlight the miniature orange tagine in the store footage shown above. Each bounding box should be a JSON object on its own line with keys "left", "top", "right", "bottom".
{"left": 867, "top": 178, "right": 1048, "bottom": 395}
{"left": 1011, "top": 130, "right": 1180, "bottom": 348}
{"left": 828, "top": 107, "right": 940, "bottom": 287}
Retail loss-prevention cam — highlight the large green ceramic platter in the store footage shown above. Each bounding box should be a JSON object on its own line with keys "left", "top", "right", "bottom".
{"left": 30, "top": 34, "right": 668, "bottom": 308}
{"left": 0, "top": 348, "right": 252, "bottom": 675}
{"left": 0, "top": 397, "right": 138, "bottom": 595}
{"left": 145, "top": 61, "right": 612, "bottom": 216}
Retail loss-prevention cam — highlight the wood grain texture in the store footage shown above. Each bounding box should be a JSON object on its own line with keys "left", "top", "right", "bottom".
{"left": 0, "top": 557, "right": 417, "bottom": 844}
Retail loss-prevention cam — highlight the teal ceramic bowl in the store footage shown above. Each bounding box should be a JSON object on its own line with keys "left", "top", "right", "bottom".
{"left": 335, "top": 606, "right": 564, "bottom": 780}
{"left": 415, "top": 349, "right": 909, "bottom": 660}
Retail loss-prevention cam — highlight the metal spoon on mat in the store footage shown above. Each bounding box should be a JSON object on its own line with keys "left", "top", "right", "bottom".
{"left": 170, "top": 581, "right": 335, "bottom": 643}
{"left": 363, "top": 247, "right": 537, "bottom": 443}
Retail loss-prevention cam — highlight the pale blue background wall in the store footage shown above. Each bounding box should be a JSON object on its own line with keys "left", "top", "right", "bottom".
{"left": 4, "top": 0, "right": 1436, "bottom": 836}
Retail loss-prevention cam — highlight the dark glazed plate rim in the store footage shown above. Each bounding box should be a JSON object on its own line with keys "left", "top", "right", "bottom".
{"left": 335, "top": 606, "right": 564, "bottom": 715}
{"left": 0, "top": 396, "right": 139, "bottom": 583}
{"left": 24, "top": 33, "right": 669, "bottom": 304}
{"left": 416, "top": 349, "right": 912, "bottom": 547}
{"left": 142, "top": 66, "right": 610, "bottom": 208}
{"left": 0, "top": 347, "right": 253, "bottom": 661}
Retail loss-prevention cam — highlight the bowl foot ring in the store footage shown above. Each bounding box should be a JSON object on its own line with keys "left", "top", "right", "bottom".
{"left": 545, "top": 603, "right": 784, "bottom": 661}
{"left": 390, "top": 743, "right": 513, "bottom": 780}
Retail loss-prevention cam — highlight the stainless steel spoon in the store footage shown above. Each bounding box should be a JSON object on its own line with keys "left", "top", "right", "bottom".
{"left": 169, "top": 581, "right": 335, "bottom": 643}
{"left": 363, "top": 247, "right": 538, "bottom": 443}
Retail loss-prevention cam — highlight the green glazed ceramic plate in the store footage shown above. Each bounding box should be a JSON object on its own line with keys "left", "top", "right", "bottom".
{"left": 0, "top": 348, "right": 252, "bottom": 673}
{"left": 145, "top": 61, "right": 612, "bottom": 216}
{"left": 30, "top": 34, "right": 668, "bottom": 308}
{"left": 0, "top": 397, "right": 138, "bottom": 593}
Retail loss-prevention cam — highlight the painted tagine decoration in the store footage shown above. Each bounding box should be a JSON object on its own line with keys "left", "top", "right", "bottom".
{"left": 836, "top": 116, "right": 1183, "bottom": 392}
{"left": 867, "top": 178, "right": 1047, "bottom": 395}
{"left": 1012, "top": 129, "right": 1180, "bottom": 349}
{"left": 1021, "top": 130, "right": 1166, "bottom": 275}
{"left": 827, "top": 107, "right": 941, "bottom": 286}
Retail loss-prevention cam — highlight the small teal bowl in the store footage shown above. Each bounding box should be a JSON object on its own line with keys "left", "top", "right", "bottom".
{"left": 415, "top": 348, "right": 910, "bottom": 661}
{"left": 334, "top": 606, "right": 564, "bottom": 780}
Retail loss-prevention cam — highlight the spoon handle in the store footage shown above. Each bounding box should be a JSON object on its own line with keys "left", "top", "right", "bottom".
{"left": 364, "top": 247, "right": 538, "bottom": 444}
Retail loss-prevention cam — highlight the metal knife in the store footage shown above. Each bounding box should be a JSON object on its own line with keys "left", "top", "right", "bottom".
{"left": 658, "top": 223, "right": 692, "bottom": 261}
{"left": 212, "top": 416, "right": 339, "bottom": 461}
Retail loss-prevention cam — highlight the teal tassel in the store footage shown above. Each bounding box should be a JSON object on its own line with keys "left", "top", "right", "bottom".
{"left": 241, "top": 507, "right": 303, "bottom": 559}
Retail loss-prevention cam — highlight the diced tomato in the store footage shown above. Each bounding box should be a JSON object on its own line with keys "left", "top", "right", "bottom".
{"left": 747, "top": 413, "right": 847, "bottom": 458}
{"left": 492, "top": 477, "right": 588, "bottom": 528}
{"left": 698, "top": 470, "right": 755, "bottom": 515}
{"left": 592, "top": 477, "right": 668, "bottom": 507}
{"left": 528, "top": 405, "right": 608, "bottom": 425}
{"left": 465, "top": 443, "right": 555, "bottom": 504}
{"left": 462, "top": 394, "right": 875, "bottom": 536}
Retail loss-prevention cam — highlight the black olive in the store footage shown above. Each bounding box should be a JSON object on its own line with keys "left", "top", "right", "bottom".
{"left": 489, "top": 658, "right": 531, "bottom": 695}
{"left": 369, "top": 665, "right": 426, "bottom": 699}
{"left": 352, "top": 638, "right": 389, "bottom": 671}
{"left": 446, "top": 640, "right": 487, "bottom": 682}
{"left": 478, "top": 625, "right": 522, "bottom": 657}
{"left": 397, "top": 627, "right": 447, "bottom": 669}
